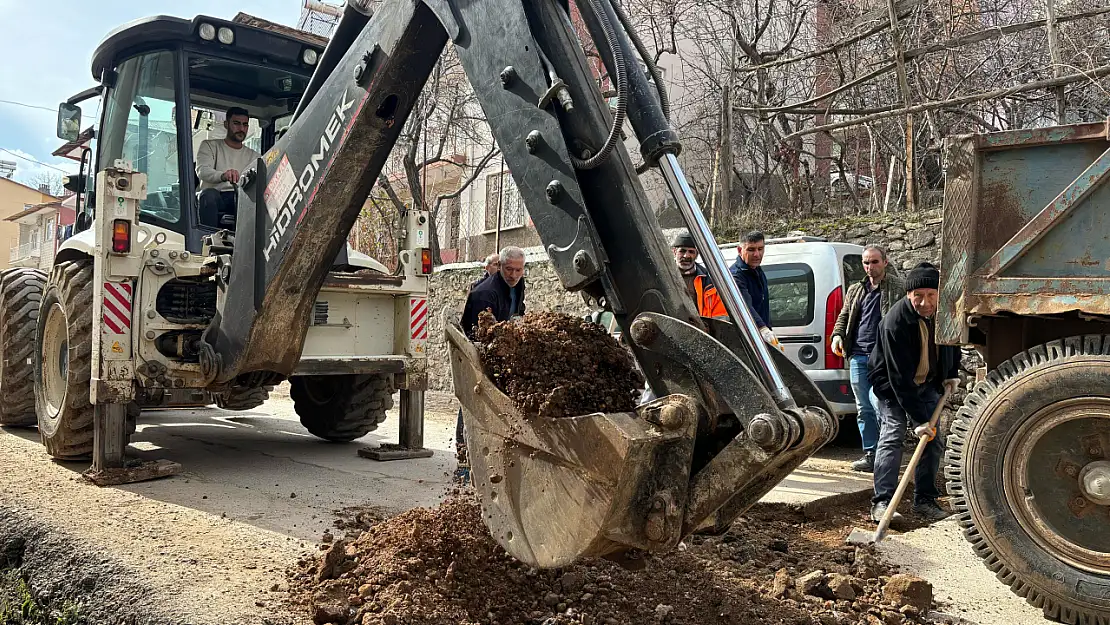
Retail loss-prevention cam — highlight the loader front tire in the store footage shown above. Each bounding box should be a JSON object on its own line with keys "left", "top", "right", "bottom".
{"left": 0, "top": 268, "right": 47, "bottom": 426}
{"left": 945, "top": 336, "right": 1110, "bottom": 625}
{"left": 291, "top": 374, "right": 393, "bottom": 442}
{"left": 35, "top": 260, "right": 96, "bottom": 459}
{"left": 215, "top": 385, "right": 272, "bottom": 411}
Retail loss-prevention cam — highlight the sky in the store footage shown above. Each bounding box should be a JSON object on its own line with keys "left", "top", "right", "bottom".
{"left": 0, "top": 0, "right": 303, "bottom": 190}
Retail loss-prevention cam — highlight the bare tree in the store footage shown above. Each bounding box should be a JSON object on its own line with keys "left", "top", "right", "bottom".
{"left": 363, "top": 49, "right": 499, "bottom": 266}
{"left": 30, "top": 172, "right": 64, "bottom": 198}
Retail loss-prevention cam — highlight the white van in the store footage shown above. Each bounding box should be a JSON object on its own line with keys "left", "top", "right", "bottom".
{"left": 719, "top": 236, "right": 865, "bottom": 417}
{"left": 586, "top": 236, "right": 865, "bottom": 419}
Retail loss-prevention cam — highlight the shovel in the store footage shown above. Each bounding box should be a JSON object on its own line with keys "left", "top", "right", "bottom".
{"left": 846, "top": 388, "right": 951, "bottom": 546}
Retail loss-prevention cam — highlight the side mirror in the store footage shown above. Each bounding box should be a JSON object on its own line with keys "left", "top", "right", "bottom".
{"left": 62, "top": 174, "right": 86, "bottom": 194}
{"left": 57, "top": 103, "right": 82, "bottom": 141}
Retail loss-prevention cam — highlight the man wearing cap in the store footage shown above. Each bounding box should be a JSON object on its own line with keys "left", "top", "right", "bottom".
{"left": 640, "top": 231, "right": 727, "bottom": 404}
{"left": 671, "top": 230, "right": 726, "bottom": 319}
{"left": 867, "top": 262, "right": 960, "bottom": 523}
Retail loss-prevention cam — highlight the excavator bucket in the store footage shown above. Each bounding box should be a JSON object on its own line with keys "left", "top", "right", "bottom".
{"left": 446, "top": 321, "right": 699, "bottom": 568}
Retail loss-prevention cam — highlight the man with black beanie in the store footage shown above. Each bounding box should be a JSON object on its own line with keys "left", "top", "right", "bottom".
{"left": 867, "top": 262, "right": 960, "bottom": 523}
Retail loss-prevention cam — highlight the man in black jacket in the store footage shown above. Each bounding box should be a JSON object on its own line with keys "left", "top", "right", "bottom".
{"left": 867, "top": 262, "right": 959, "bottom": 523}
{"left": 455, "top": 246, "right": 526, "bottom": 484}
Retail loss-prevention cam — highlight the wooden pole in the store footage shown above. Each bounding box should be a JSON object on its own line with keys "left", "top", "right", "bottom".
{"left": 883, "top": 155, "right": 897, "bottom": 213}
{"left": 887, "top": 0, "right": 914, "bottom": 212}
{"left": 1045, "top": 0, "right": 1066, "bottom": 123}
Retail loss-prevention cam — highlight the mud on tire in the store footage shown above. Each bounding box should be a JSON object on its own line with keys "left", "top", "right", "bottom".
{"left": 0, "top": 268, "right": 47, "bottom": 426}
{"left": 35, "top": 260, "right": 96, "bottom": 459}
{"left": 290, "top": 374, "right": 393, "bottom": 442}
{"left": 944, "top": 336, "right": 1110, "bottom": 625}
{"left": 215, "top": 385, "right": 273, "bottom": 411}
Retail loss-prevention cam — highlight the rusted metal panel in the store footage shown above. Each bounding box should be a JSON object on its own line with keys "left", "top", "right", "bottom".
{"left": 972, "top": 121, "right": 1107, "bottom": 151}
{"left": 942, "top": 119, "right": 1110, "bottom": 340}
{"left": 976, "top": 146, "right": 1110, "bottom": 278}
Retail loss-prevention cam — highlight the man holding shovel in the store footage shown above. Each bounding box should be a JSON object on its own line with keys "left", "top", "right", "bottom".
{"left": 867, "top": 262, "right": 959, "bottom": 523}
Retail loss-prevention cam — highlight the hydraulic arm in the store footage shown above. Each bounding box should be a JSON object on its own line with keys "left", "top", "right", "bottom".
{"left": 200, "top": 0, "right": 837, "bottom": 566}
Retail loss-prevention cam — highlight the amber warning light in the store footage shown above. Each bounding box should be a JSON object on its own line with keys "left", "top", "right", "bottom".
{"left": 111, "top": 220, "right": 131, "bottom": 254}
{"left": 420, "top": 249, "right": 432, "bottom": 274}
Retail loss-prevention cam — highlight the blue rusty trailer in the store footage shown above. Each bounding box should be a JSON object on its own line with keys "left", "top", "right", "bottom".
{"left": 938, "top": 121, "right": 1110, "bottom": 625}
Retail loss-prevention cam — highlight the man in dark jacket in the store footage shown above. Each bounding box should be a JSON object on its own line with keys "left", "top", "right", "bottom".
{"left": 455, "top": 246, "right": 526, "bottom": 484}
{"left": 867, "top": 262, "right": 959, "bottom": 523}
{"left": 729, "top": 230, "right": 782, "bottom": 351}
{"left": 470, "top": 252, "right": 501, "bottom": 291}
{"left": 830, "top": 245, "right": 903, "bottom": 473}
{"left": 461, "top": 246, "right": 526, "bottom": 335}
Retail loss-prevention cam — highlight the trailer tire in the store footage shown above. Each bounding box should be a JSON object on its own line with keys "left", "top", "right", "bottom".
{"left": 215, "top": 385, "right": 272, "bottom": 411}
{"left": 35, "top": 260, "right": 97, "bottom": 459}
{"left": 0, "top": 268, "right": 47, "bottom": 426}
{"left": 944, "top": 336, "right": 1110, "bottom": 625}
{"left": 291, "top": 374, "right": 393, "bottom": 442}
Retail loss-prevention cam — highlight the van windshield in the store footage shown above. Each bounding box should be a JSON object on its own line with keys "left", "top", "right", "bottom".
{"left": 765, "top": 263, "right": 815, "bottom": 327}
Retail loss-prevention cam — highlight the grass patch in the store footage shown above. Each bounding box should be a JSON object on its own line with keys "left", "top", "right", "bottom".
{"left": 0, "top": 570, "right": 85, "bottom": 625}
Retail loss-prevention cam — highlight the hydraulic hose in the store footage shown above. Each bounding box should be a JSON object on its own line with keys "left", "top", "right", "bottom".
{"left": 607, "top": 0, "right": 670, "bottom": 122}
{"left": 572, "top": 0, "right": 628, "bottom": 170}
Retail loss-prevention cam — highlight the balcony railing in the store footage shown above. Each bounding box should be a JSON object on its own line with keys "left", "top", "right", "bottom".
{"left": 9, "top": 241, "right": 41, "bottom": 264}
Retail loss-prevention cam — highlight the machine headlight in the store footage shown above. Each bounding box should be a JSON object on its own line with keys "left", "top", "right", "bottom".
{"left": 303, "top": 49, "right": 319, "bottom": 66}
{"left": 217, "top": 27, "right": 235, "bottom": 45}
{"left": 198, "top": 23, "right": 216, "bottom": 40}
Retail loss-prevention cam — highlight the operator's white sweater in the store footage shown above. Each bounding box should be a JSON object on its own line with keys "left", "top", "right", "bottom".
{"left": 195, "top": 139, "right": 259, "bottom": 192}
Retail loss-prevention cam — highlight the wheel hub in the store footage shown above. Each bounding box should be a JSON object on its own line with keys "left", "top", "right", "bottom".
{"left": 1079, "top": 460, "right": 1110, "bottom": 506}
{"left": 40, "top": 301, "right": 69, "bottom": 421}
{"left": 1005, "top": 397, "right": 1110, "bottom": 574}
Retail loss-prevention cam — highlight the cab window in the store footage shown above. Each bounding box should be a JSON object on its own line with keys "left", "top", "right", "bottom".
{"left": 98, "top": 50, "right": 182, "bottom": 226}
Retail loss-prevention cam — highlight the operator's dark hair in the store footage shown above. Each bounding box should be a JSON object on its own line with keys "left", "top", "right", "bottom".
{"left": 226, "top": 106, "right": 250, "bottom": 120}
{"left": 743, "top": 230, "right": 765, "bottom": 245}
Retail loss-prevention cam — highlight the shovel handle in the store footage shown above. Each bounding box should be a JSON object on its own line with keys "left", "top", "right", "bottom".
{"left": 874, "top": 389, "right": 951, "bottom": 542}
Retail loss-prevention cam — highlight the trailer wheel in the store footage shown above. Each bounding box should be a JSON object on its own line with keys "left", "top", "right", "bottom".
{"left": 35, "top": 260, "right": 97, "bottom": 459}
{"left": 291, "top": 374, "right": 393, "bottom": 442}
{"left": 0, "top": 268, "right": 47, "bottom": 426}
{"left": 215, "top": 385, "right": 272, "bottom": 411}
{"left": 944, "top": 336, "right": 1110, "bottom": 625}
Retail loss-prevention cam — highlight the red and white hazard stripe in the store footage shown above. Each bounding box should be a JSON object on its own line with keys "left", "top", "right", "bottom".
{"left": 102, "top": 282, "right": 133, "bottom": 335}
{"left": 410, "top": 297, "right": 428, "bottom": 341}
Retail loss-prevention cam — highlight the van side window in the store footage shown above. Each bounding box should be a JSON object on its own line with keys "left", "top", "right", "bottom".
{"left": 843, "top": 254, "right": 866, "bottom": 285}
{"left": 765, "top": 263, "right": 815, "bottom": 327}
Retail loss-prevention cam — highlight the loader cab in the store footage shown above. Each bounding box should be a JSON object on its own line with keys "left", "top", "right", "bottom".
{"left": 57, "top": 15, "right": 324, "bottom": 253}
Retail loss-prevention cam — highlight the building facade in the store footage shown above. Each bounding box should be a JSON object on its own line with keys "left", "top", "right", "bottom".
{"left": 0, "top": 178, "right": 60, "bottom": 272}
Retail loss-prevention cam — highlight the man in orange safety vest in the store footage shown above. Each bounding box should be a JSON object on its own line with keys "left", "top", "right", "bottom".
{"left": 671, "top": 230, "right": 727, "bottom": 319}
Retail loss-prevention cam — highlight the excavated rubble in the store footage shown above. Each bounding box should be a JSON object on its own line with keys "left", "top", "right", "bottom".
{"left": 288, "top": 494, "right": 939, "bottom": 625}
{"left": 473, "top": 311, "right": 643, "bottom": 418}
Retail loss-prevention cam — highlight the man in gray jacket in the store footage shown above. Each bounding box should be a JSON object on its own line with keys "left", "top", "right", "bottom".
{"left": 830, "top": 245, "right": 903, "bottom": 472}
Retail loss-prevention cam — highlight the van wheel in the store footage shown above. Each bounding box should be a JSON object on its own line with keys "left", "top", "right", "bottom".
{"left": 0, "top": 268, "right": 47, "bottom": 426}
{"left": 291, "top": 374, "right": 393, "bottom": 442}
{"left": 35, "top": 260, "right": 96, "bottom": 459}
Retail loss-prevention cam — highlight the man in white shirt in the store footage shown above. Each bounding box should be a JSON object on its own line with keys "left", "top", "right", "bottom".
{"left": 195, "top": 106, "right": 259, "bottom": 228}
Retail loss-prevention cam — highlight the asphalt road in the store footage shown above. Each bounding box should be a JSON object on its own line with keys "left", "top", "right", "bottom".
{"left": 3, "top": 383, "right": 457, "bottom": 544}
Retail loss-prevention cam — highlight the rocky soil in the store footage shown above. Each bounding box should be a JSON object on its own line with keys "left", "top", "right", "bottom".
{"left": 289, "top": 494, "right": 940, "bottom": 625}
{"left": 474, "top": 311, "right": 642, "bottom": 417}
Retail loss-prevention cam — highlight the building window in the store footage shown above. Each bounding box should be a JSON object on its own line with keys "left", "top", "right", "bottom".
{"left": 483, "top": 171, "right": 527, "bottom": 232}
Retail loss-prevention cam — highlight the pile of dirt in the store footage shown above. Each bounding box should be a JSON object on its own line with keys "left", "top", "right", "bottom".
{"left": 288, "top": 494, "right": 938, "bottom": 625}
{"left": 473, "top": 311, "right": 642, "bottom": 417}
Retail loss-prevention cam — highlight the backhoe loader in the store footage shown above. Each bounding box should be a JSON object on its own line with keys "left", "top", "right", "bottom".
{"left": 33, "top": 0, "right": 838, "bottom": 559}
